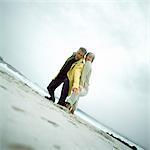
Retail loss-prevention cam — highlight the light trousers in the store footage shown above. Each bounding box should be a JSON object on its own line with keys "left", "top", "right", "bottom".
{"left": 67, "top": 88, "right": 88, "bottom": 108}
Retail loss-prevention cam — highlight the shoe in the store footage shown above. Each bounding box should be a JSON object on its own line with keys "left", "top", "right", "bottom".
{"left": 57, "top": 101, "right": 66, "bottom": 106}
{"left": 45, "top": 96, "right": 55, "bottom": 102}
{"left": 70, "top": 108, "right": 74, "bottom": 114}
{"left": 65, "top": 102, "right": 71, "bottom": 109}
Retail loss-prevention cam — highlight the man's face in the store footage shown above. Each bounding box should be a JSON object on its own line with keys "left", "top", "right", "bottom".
{"left": 75, "top": 50, "right": 85, "bottom": 60}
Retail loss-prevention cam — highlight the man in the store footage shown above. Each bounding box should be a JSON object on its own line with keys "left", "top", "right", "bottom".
{"left": 45, "top": 47, "right": 87, "bottom": 106}
{"left": 65, "top": 52, "right": 95, "bottom": 114}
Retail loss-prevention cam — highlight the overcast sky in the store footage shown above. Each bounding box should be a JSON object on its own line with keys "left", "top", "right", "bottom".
{"left": 0, "top": 0, "right": 149, "bottom": 149}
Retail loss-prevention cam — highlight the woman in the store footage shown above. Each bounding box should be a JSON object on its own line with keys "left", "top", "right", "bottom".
{"left": 65, "top": 52, "right": 95, "bottom": 114}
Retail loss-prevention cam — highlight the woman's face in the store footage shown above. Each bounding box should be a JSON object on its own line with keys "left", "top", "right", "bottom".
{"left": 85, "top": 55, "right": 93, "bottom": 62}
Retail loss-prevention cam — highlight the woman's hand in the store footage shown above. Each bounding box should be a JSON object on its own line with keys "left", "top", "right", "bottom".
{"left": 72, "top": 87, "right": 79, "bottom": 95}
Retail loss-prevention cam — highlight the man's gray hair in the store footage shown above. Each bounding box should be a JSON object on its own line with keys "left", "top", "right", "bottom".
{"left": 79, "top": 47, "right": 87, "bottom": 55}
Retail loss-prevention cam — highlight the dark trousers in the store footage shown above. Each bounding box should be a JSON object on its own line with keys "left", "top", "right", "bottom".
{"left": 47, "top": 76, "right": 69, "bottom": 104}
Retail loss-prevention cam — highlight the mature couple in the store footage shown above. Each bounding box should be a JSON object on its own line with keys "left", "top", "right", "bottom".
{"left": 45, "top": 47, "right": 95, "bottom": 114}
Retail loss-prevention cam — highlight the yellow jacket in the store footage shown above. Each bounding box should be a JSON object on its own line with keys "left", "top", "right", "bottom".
{"left": 67, "top": 58, "right": 85, "bottom": 95}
